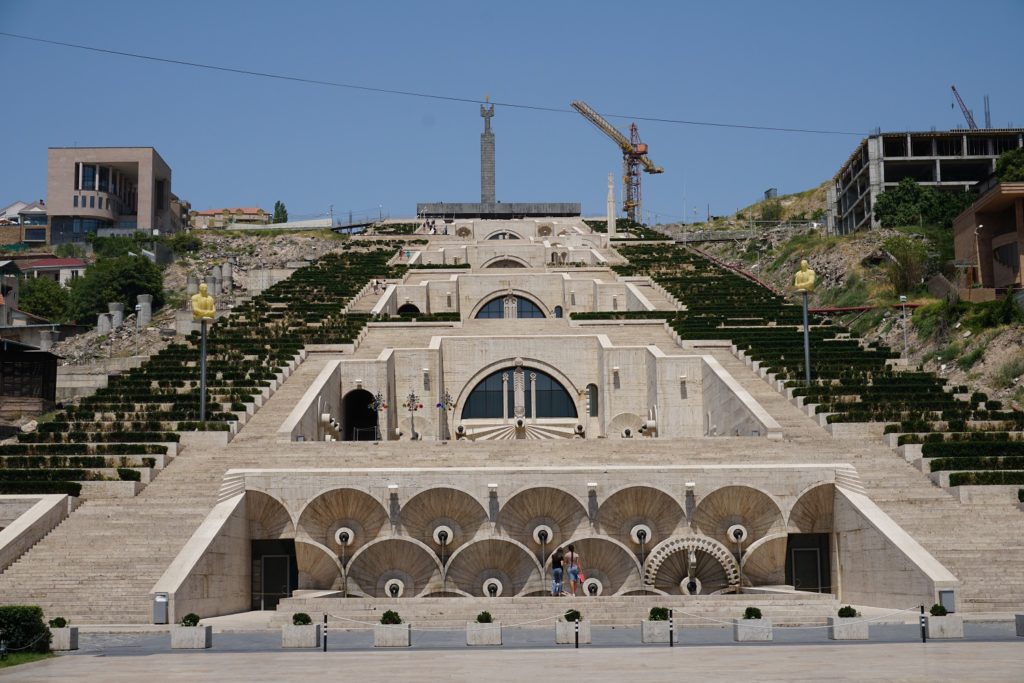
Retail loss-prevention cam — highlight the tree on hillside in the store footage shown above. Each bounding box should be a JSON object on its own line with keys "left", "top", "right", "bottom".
{"left": 883, "top": 235, "right": 928, "bottom": 294}
{"left": 273, "top": 201, "right": 288, "bottom": 224}
{"left": 874, "top": 178, "right": 973, "bottom": 229}
{"left": 760, "top": 200, "right": 783, "bottom": 222}
{"left": 19, "top": 276, "right": 70, "bottom": 322}
{"left": 995, "top": 148, "right": 1024, "bottom": 182}
{"left": 67, "top": 255, "right": 164, "bottom": 322}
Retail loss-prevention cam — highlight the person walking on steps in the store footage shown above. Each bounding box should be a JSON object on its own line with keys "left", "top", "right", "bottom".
{"left": 565, "top": 544, "right": 583, "bottom": 596}
{"left": 551, "top": 547, "right": 564, "bottom": 596}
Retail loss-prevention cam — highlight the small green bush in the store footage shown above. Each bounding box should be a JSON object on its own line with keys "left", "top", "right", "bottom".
{"left": 116, "top": 467, "right": 141, "bottom": 481}
{"left": 563, "top": 609, "right": 582, "bottom": 623}
{"left": 648, "top": 606, "right": 670, "bottom": 621}
{"left": 743, "top": 606, "right": 762, "bottom": 620}
{"left": 292, "top": 612, "right": 312, "bottom": 626}
{"left": 380, "top": 610, "right": 402, "bottom": 625}
{"left": 929, "top": 604, "right": 948, "bottom": 617}
{"left": 180, "top": 613, "right": 201, "bottom": 627}
{"left": 475, "top": 611, "right": 493, "bottom": 624}
{"left": 837, "top": 605, "right": 859, "bottom": 618}
{"left": 47, "top": 617, "right": 68, "bottom": 629}
{"left": 1018, "top": 488, "right": 1024, "bottom": 503}
{"left": 0, "top": 606, "right": 52, "bottom": 653}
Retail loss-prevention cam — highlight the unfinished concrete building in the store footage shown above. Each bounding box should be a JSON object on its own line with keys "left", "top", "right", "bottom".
{"left": 827, "top": 129, "right": 1024, "bottom": 234}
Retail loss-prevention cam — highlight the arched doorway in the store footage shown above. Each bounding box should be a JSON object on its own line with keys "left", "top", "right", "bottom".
{"left": 342, "top": 389, "right": 379, "bottom": 441}
{"left": 397, "top": 303, "right": 421, "bottom": 315}
{"left": 554, "top": 306, "right": 563, "bottom": 318}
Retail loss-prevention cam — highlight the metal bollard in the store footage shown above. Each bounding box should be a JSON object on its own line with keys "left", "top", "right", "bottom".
{"left": 575, "top": 619, "right": 579, "bottom": 649}
{"left": 919, "top": 605, "right": 926, "bottom": 643}
{"left": 323, "top": 613, "right": 328, "bottom": 652}
{"left": 669, "top": 609, "right": 674, "bottom": 647}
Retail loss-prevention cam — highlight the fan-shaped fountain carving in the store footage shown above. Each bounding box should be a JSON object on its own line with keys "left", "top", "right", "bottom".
{"left": 445, "top": 539, "right": 540, "bottom": 597}
{"left": 399, "top": 487, "right": 488, "bottom": 555}
{"left": 597, "top": 486, "right": 685, "bottom": 551}
{"left": 296, "top": 540, "right": 342, "bottom": 590}
{"left": 692, "top": 485, "right": 784, "bottom": 548}
{"left": 788, "top": 484, "right": 835, "bottom": 533}
{"left": 346, "top": 538, "right": 443, "bottom": 598}
{"left": 497, "top": 487, "right": 588, "bottom": 552}
{"left": 296, "top": 488, "right": 389, "bottom": 556}
{"left": 247, "top": 490, "right": 294, "bottom": 539}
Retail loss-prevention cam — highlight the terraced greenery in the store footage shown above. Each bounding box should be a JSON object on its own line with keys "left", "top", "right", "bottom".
{"left": 616, "top": 244, "right": 1024, "bottom": 490}
{"left": 1, "top": 249, "right": 402, "bottom": 496}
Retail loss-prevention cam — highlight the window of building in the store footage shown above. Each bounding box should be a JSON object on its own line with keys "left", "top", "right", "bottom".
{"left": 554, "top": 306, "right": 563, "bottom": 318}
{"left": 89, "top": 196, "right": 95, "bottom": 209}
{"left": 98, "top": 166, "right": 109, "bottom": 193}
{"left": 487, "top": 231, "right": 520, "bottom": 240}
{"left": 24, "top": 228, "right": 47, "bottom": 242}
{"left": 155, "top": 179, "right": 166, "bottom": 210}
{"left": 73, "top": 196, "right": 78, "bottom": 208}
{"left": 461, "top": 367, "right": 577, "bottom": 420}
{"left": 475, "top": 295, "right": 545, "bottom": 319}
{"left": 82, "top": 164, "right": 96, "bottom": 190}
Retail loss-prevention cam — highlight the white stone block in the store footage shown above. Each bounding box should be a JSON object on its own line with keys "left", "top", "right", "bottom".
{"left": 281, "top": 624, "right": 321, "bottom": 648}
{"left": 374, "top": 623, "right": 411, "bottom": 647}
{"left": 171, "top": 625, "right": 212, "bottom": 649}
{"left": 733, "top": 618, "right": 772, "bottom": 642}
{"left": 466, "top": 621, "right": 502, "bottom": 646}
{"left": 827, "top": 617, "right": 869, "bottom": 640}
{"left": 925, "top": 615, "right": 963, "bottom": 639}
{"left": 51, "top": 627, "right": 78, "bottom": 651}
{"left": 641, "top": 620, "right": 672, "bottom": 643}
{"left": 555, "top": 620, "right": 591, "bottom": 644}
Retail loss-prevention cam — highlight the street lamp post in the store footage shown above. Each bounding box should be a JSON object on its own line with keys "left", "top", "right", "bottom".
{"left": 900, "top": 295, "right": 909, "bottom": 360}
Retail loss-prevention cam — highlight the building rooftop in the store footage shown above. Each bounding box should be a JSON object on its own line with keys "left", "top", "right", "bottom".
{"left": 14, "top": 257, "right": 88, "bottom": 270}
{"left": 194, "top": 207, "right": 266, "bottom": 216}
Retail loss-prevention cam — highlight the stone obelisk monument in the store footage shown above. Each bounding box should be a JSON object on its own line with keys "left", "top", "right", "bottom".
{"left": 481, "top": 99, "right": 496, "bottom": 204}
{"left": 606, "top": 173, "right": 617, "bottom": 237}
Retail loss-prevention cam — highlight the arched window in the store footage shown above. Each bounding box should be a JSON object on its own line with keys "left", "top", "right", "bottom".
{"left": 461, "top": 367, "right": 577, "bottom": 419}
{"left": 485, "top": 258, "right": 527, "bottom": 268}
{"left": 586, "top": 384, "right": 598, "bottom": 417}
{"left": 487, "top": 231, "right": 520, "bottom": 240}
{"left": 553, "top": 306, "right": 563, "bottom": 318}
{"left": 475, "top": 295, "right": 546, "bottom": 319}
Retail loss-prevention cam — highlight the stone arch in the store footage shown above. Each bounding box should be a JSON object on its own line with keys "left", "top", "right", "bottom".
{"left": 346, "top": 537, "right": 444, "bottom": 597}
{"left": 296, "top": 539, "right": 343, "bottom": 590}
{"left": 398, "top": 486, "right": 489, "bottom": 555}
{"left": 497, "top": 486, "right": 589, "bottom": 552}
{"left": 484, "top": 230, "right": 523, "bottom": 241}
{"left": 246, "top": 490, "right": 295, "bottom": 539}
{"left": 483, "top": 254, "right": 529, "bottom": 270}
{"left": 396, "top": 302, "right": 420, "bottom": 315}
{"left": 445, "top": 538, "right": 541, "bottom": 597}
{"left": 340, "top": 388, "right": 379, "bottom": 441}
{"left": 296, "top": 487, "right": 389, "bottom": 556}
{"left": 552, "top": 535, "right": 642, "bottom": 595}
{"left": 692, "top": 485, "right": 785, "bottom": 548}
{"left": 454, "top": 357, "right": 582, "bottom": 423}
{"left": 597, "top": 485, "right": 686, "bottom": 549}
{"left": 788, "top": 483, "right": 835, "bottom": 533}
{"left": 740, "top": 532, "right": 788, "bottom": 587}
{"left": 469, "top": 289, "right": 549, "bottom": 319}
{"left": 643, "top": 534, "right": 740, "bottom": 589}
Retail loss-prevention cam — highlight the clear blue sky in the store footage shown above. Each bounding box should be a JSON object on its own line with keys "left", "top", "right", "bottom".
{"left": 2, "top": 0, "right": 1022, "bottom": 223}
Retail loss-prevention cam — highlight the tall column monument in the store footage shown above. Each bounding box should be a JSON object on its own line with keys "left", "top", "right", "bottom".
{"left": 480, "top": 99, "right": 496, "bottom": 204}
{"left": 606, "top": 173, "right": 617, "bottom": 237}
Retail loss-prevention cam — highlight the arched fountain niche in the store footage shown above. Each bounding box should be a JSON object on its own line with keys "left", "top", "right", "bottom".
{"left": 398, "top": 487, "right": 489, "bottom": 559}
{"left": 445, "top": 539, "right": 540, "bottom": 597}
{"left": 596, "top": 486, "right": 685, "bottom": 561}
{"left": 346, "top": 538, "right": 443, "bottom": 598}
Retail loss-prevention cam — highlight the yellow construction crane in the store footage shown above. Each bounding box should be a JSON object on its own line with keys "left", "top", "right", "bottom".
{"left": 571, "top": 100, "right": 663, "bottom": 224}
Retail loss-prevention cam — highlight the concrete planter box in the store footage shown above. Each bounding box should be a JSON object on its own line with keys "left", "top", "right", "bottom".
{"left": 50, "top": 626, "right": 78, "bottom": 651}
{"left": 555, "top": 620, "right": 591, "bottom": 644}
{"left": 641, "top": 620, "right": 672, "bottom": 643}
{"left": 925, "top": 615, "right": 963, "bottom": 639}
{"left": 1015, "top": 614, "right": 1024, "bottom": 637}
{"left": 374, "top": 623, "right": 411, "bottom": 647}
{"left": 827, "top": 617, "right": 869, "bottom": 640}
{"left": 281, "top": 624, "right": 322, "bottom": 648}
{"left": 171, "top": 625, "right": 212, "bottom": 649}
{"left": 733, "top": 618, "right": 773, "bottom": 642}
{"left": 466, "top": 622, "right": 502, "bottom": 646}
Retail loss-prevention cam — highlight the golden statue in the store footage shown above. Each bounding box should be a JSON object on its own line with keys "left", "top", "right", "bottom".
{"left": 191, "top": 282, "right": 216, "bottom": 321}
{"left": 794, "top": 259, "right": 816, "bottom": 291}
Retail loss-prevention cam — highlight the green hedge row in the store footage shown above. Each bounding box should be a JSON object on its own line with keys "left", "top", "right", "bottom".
{"left": 0, "top": 481, "right": 82, "bottom": 496}
{"left": 929, "top": 456, "right": 1024, "bottom": 472}
{"left": 922, "top": 441, "right": 1024, "bottom": 458}
{"left": 949, "top": 471, "right": 1024, "bottom": 486}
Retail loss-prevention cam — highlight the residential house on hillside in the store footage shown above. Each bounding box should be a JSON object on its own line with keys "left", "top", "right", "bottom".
{"left": 1, "top": 201, "right": 28, "bottom": 225}
{"left": 952, "top": 178, "right": 1024, "bottom": 301}
{"left": 14, "top": 257, "right": 88, "bottom": 287}
{"left": 0, "top": 260, "right": 22, "bottom": 326}
{"left": 17, "top": 201, "right": 48, "bottom": 244}
{"left": 190, "top": 207, "right": 269, "bottom": 229}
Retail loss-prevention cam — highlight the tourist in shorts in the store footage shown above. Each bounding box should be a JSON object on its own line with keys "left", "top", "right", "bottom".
{"left": 564, "top": 544, "right": 583, "bottom": 596}
{"left": 551, "top": 547, "right": 564, "bottom": 596}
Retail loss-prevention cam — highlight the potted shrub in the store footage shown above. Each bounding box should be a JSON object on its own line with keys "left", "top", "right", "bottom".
{"left": 828, "top": 605, "right": 868, "bottom": 640}
{"left": 925, "top": 603, "right": 963, "bottom": 639}
{"left": 641, "top": 606, "right": 672, "bottom": 643}
{"left": 555, "top": 608, "right": 591, "bottom": 644}
{"left": 733, "top": 606, "right": 772, "bottom": 642}
{"left": 374, "top": 610, "right": 410, "bottom": 647}
{"left": 48, "top": 617, "right": 78, "bottom": 651}
{"left": 282, "top": 612, "right": 321, "bottom": 649}
{"left": 466, "top": 610, "right": 502, "bottom": 646}
{"left": 171, "top": 612, "right": 212, "bottom": 649}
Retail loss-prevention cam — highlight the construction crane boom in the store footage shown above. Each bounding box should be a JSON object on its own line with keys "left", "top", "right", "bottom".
{"left": 571, "top": 100, "right": 663, "bottom": 224}
{"left": 951, "top": 85, "right": 978, "bottom": 130}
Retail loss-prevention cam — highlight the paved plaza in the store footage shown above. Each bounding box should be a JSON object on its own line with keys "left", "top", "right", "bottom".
{"left": 2, "top": 627, "right": 1020, "bottom": 682}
